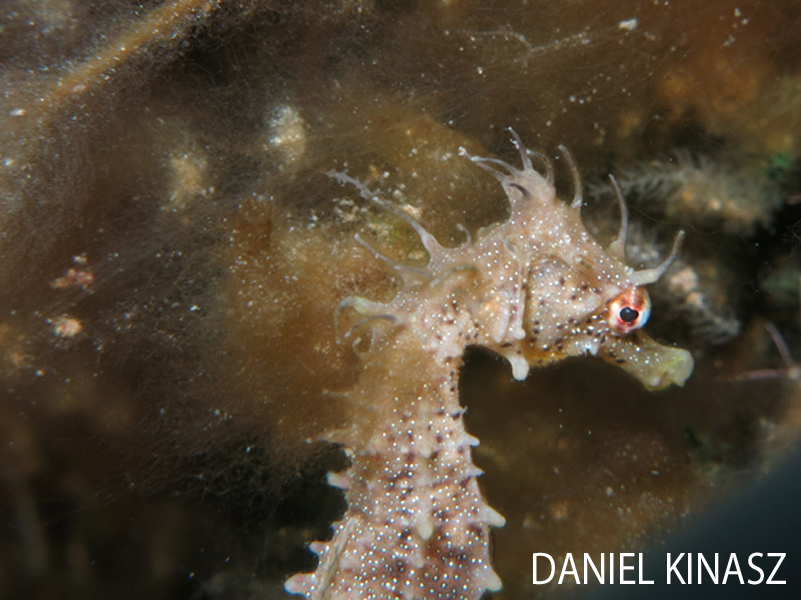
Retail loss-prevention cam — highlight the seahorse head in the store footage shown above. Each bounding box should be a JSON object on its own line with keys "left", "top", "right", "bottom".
{"left": 465, "top": 131, "right": 694, "bottom": 391}
{"left": 516, "top": 252, "right": 692, "bottom": 390}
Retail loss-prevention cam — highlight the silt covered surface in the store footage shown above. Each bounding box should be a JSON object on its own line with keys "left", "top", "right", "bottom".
{"left": 1, "top": 1, "right": 801, "bottom": 598}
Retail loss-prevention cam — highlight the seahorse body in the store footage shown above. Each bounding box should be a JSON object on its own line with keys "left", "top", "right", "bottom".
{"left": 285, "top": 131, "right": 693, "bottom": 599}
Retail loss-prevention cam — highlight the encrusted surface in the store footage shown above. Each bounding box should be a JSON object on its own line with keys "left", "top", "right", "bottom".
{"left": 2, "top": 2, "right": 801, "bottom": 598}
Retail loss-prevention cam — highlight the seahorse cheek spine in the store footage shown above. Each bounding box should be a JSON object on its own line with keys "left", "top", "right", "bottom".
{"left": 285, "top": 132, "right": 693, "bottom": 599}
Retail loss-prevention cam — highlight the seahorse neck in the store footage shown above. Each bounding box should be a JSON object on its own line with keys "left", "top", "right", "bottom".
{"left": 286, "top": 337, "right": 503, "bottom": 599}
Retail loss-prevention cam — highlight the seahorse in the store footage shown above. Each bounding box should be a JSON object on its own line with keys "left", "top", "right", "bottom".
{"left": 284, "top": 130, "right": 694, "bottom": 599}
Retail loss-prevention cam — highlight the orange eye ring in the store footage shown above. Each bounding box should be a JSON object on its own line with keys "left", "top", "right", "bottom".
{"left": 607, "top": 287, "right": 651, "bottom": 334}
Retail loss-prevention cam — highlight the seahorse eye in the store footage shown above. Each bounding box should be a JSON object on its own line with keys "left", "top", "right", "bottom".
{"left": 607, "top": 287, "right": 651, "bottom": 334}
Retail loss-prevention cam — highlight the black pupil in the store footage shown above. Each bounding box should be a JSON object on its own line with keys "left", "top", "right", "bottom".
{"left": 619, "top": 306, "right": 639, "bottom": 323}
